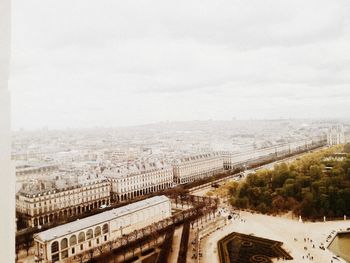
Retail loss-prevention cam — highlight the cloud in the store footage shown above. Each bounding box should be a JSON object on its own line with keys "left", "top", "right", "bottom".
{"left": 9, "top": 0, "right": 350, "bottom": 129}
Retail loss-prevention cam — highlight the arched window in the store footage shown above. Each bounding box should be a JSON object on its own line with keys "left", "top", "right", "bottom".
{"left": 61, "top": 238, "right": 68, "bottom": 250}
{"left": 69, "top": 235, "right": 77, "bottom": 246}
{"left": 78, "top": 232, "right": 85, "bottom": 243}
{"left": 51, "top": 241, "right": 59, "bottom": 253}
{"left": 51, "top": 253, "right": 59, "bottom": 262}
{"left": 86, "top": 229, "right": 93, "bottom": 240}
{"left": 94, "top": 226, "right": 101, "bottom": 237}
{"left": 102, "top": 223, "right": 108, "bottom": 234}
{"left": 61, "top": 250, "right": 68, "bottom": 259}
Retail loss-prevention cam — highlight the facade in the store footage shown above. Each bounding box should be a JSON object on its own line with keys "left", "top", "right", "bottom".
{"left": 103, "top": 160, "right": 173, "bottom": 202}
{"left": 172, "top": 153, "right": 224, "bottom": 184}
{"left": 34, "top": 195, "right": 171, "bottom": 262}
{"left": 221, "top": 145, "right": 288, "bottom": 170}
{"left": 221, "top": 139, "right": 327, "bottom": 170}
{"left": 327, "top": 125, "right": 345, "bottom": 146}
{"left": 16, "top": 176, "right": 110, "bottom": 227}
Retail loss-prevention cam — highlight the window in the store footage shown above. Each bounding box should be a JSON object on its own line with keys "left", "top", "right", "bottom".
{"left": 96, "top": 238, "right": 99, "bottom": 244}
{"left": 89, "top": 241, "right": 92, "bottom": 247}
{"left": 69, "top": 235, "right": 77, "bottom": 246}
{"left": 61, "top": 238, "right": 68, "bottom": 250}
{"left": 80, "top": 244, "right": 83, "bottom": 250}
{"left": 51, "top": 241, "right": 59, "bottom": 254}
{"left": 102, "top": 223, "right": 109, "bottom": 234}
{"left": 51, "top": 253, "right": 59, "bottom": 262}
{"left": 61, "top": 250, "right": 68, "bottom": 259}
{"left": 94, "top": 226, "right": 101, "bottom": 237}
{"left": 104, "top": 235, "right": 107, "bottom": 242}
{"left": 86, "top": 229, "right": 93, "bottom": 240}
{"left": 72, "top": 247, "right": 75, "bottom": 254}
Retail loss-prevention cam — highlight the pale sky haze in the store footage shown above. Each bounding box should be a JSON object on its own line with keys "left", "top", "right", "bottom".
{"left": 10, "top": 0, "right": 350, "bottom": 129}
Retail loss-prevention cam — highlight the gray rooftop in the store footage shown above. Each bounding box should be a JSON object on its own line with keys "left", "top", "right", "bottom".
{"left": 34, "top": 195, "right": 169, "bottom": 242}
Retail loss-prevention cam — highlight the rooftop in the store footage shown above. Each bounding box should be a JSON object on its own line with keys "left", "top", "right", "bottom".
{"left": 173, "top": 152, "right": 221, "bottom": 164}
{"left": 34, "top": 195, "right": 170, "bottom": 242}
{"left": 103, "top": 160, "right": 171, "bottom": 178}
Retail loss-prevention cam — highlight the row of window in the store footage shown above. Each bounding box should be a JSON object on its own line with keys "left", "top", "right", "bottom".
{"left": 178, "top": 163, "right": 223, "bottom": 168}
{"left": 177, "top": 167, "right": 223, "bottom": 176}
{"left": 118, "top": 182, "right": 171, "bottom": 193}
{"left": 51, "top": 235, "right": 108, "bottom": 262}
{"left": 51, "top": 223, "right": 109, "bottom": 254}
{"left": 18, "top": 197, "right": 109, "bottom": 216}
{"left": 19, "top": 186, "right": 109, "bottom": 203}
{"left": 119, "top": 183, "right": 171, "bottom": 194}
{"left": 116, "top": 174, "right": 173, "bottom": 183}
{"left": 19, "top": 190, "right": 109, "bottom": 208}
{"left": 119, "top": 177, "right": 173, "bottom": 185}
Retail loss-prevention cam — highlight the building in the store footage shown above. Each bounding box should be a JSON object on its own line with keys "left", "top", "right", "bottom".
{"left": 16, "top": 163, "right": 59, "bottom": 179}
{"left": 327, "top": 125, "right": 345, "bottom": 146}
{"left": 15, "top": 163, "right": 59, "bottom": 192}
{"left": 16, "top": 174, "right": 110, "bottom": 227}
{"left": 34, "top": 195, "right": 171, "bottom": 262}
{"left": 221, "top": 145, "right": 288, "bottom": 170}
{"left": 103, "top": 159, "right": 173, "bottom": 202}
{"left": 172, "top": 153, "right": 224, "bottom": 184}
{"left": 221, "top": 139, "right": 328, "bottom": 170}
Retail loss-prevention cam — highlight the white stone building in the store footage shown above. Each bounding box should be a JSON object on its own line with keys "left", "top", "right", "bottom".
{"left": 221, "top": 139, "right": 326, "bottom": 170}
{"left": 172, "top": 153, "right": 224, "bottom": 184}
{"left": 103, "top": 160, "right": 174, "bottom": 202}
{"left": 34, "top": 195, "right": 171, "bottom": 262}
{"left": 327, "top": 125, "right": 345, "bottom": 146}
{"left": 16, "top": 174, "right": 110, "bottom": 227}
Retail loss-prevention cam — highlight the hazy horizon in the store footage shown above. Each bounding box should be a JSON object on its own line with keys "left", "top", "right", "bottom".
{"left": 11, "top": 117, "right": 350, "bottom": 133}
{"left": 10, "top": 0, "right": 350, "bottom": 130}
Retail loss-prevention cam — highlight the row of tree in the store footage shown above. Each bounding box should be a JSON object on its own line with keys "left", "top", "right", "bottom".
{"left": 220, "top": 144, "right": 350, "bottom": 218}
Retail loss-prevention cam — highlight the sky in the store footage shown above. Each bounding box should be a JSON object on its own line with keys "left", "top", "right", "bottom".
{"left": 10, "top": 0, "right": 350, "bottom": 130}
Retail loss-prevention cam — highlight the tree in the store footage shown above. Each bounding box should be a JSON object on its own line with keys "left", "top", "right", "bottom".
{"left": 257, "top": 203, "right": 268, "bottom": 214}
{"left": 272, "top": 170, "right": 291, "bottom": 189}
{"left": 309, "top": 165, "right": 322, "bottom": 180}
{"left": 336, "top": 199, "right": 346, "bottom": 216}
{"left": 235, "top": 197, "right": 249, "bottom": 209}
{"left": 300, "top": 192, "right": 315, "bottom": 217}
{"left": 272, "top": 196, "right": 286, "bottom": 211}
{"left": 344, "top": 143, "right": 350, "bottom": 153}
{"left": 23, "top": 233, "right": 32, "bottom": 256}
{"left": 222, "top": 146, "right": 350, "bottom": 219}
{"left": 227, "top": 182, "right": 239, "bottom": 196}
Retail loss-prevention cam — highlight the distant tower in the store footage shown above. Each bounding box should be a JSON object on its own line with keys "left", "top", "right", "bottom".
{"left": 0, "top": 0, "right": 15, "bottom": 261}
{"left": 327, "top": 124, "right": 345, "bottom": 146}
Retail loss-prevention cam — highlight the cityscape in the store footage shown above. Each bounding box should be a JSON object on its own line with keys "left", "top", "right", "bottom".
{"left": 12, "top": 120, "right": 350, "bottom": 262}
{"left": 1, "top": 0, "right": 350, "bottom": 263}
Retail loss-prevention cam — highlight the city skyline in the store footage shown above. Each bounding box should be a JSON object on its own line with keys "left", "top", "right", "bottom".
{"left": 8, "top": 1, "right": 350, "bottom": 262}
{"left": 11, "top": 117, "right": 350, "bottom": 133}
{"left": 10, "top": 0, "right": 350, "bottom": 130}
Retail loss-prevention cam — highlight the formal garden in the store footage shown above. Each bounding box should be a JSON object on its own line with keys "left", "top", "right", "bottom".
{"left": 218, "top": 232, "right": 293, "bottom": 263}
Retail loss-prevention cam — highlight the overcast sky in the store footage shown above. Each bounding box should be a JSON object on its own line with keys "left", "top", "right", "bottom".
{"left": 10, "top": 0, "right": 350, "bottom": 130}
